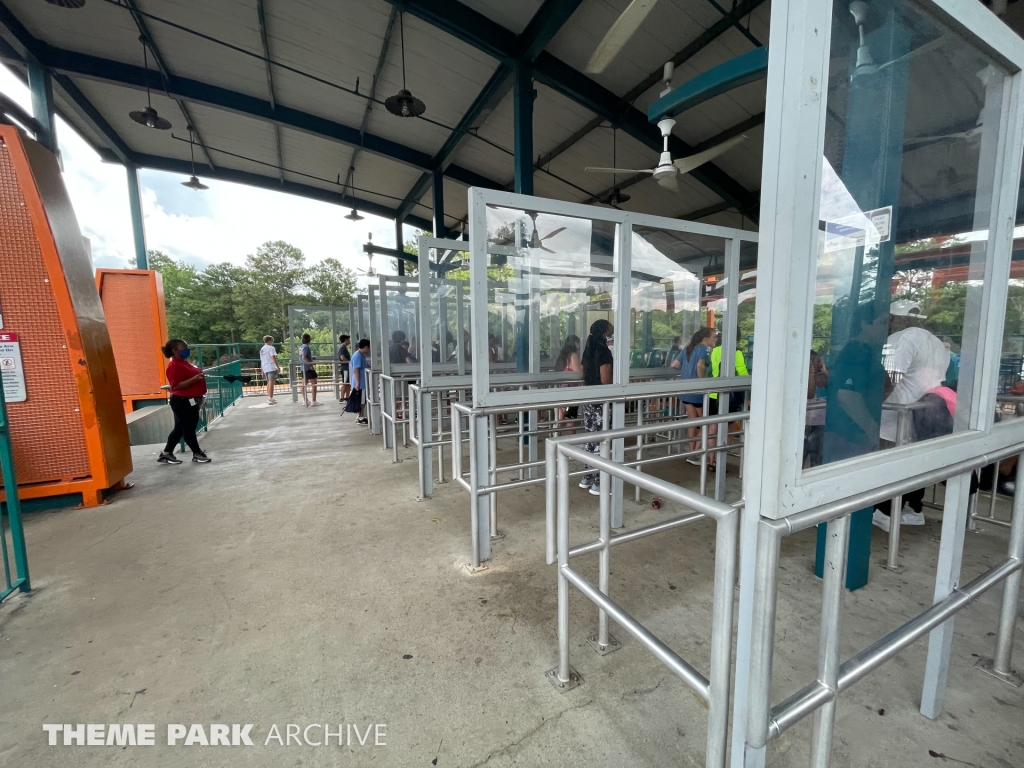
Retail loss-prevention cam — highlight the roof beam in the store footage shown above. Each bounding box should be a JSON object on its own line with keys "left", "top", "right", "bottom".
{"left": 349, "top": 7, "right": 399, "bottom": 183}
{"left": 385, "top": 0, "right": 756, "bottom": 216}
{"left": 255, "top": 0, "right": 284, "bottom": 184}
{"left": 125, "top": 151, "right": 433, "bottom": 231}
{"left": 0, "top": 2, "right": 133, "bottom": 163}
{"left": 522, "top": 0, "right": 768, "bottom": 184}
{"left": 121, "top": 0, "right": 215, "bottom": 170}
{"left": 32, "top": 45, "right": 500, "bottom": 189}
{"left": 0, "top": 88, "right": 42, "bottom": 135}
{"left": 395, "top": 0, "right": 583, "bottom": 224}
{"left": 532, "top": 52, "right": 756, "bottom": 214}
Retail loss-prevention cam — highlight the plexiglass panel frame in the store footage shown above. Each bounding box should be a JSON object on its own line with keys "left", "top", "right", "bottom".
{"left": 416, "top": 237, "right": 475, "bottom": 388}
{"left": 467, "top": 189, "right": 759, "bottom": 409}
{"left": 747, "top": 0, "right": 1024, "bottom": 519}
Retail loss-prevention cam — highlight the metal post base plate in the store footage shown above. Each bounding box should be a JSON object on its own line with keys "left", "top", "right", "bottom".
{"left": 490, "top": 530, "right": 505, "bottom": 540}
{"left": 587, "top": 634, "right": 622, "bottom": 656}
{"left": 976, "top": 658, "right": 1024, "bottom": 687}
{"left": 545, "top": 665, "right": 583, "bottom": 693}
{"left": 878, "top": 559, "right": 907, "bottom": 574}
{"left": 463, "top": 562, "right": 489, "bottom": 574}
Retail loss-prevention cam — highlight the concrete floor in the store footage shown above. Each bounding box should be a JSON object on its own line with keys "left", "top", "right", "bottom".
{"left": 1, "top": 398, "right": 1022, "bottom": 768}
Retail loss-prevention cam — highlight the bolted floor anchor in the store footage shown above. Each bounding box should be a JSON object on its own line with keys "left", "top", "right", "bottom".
{"left": 545, "top": 665, "right": 583, "bottom": 694}
{"left": 976, "top": 658, "right": 1024, "bottom": 687}
{"left": 587, "top": 634, "right": 622, "bottom": 656}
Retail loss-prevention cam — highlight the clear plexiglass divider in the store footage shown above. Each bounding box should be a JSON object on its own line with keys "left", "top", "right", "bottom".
{"left": 466, "top": 189, "right": 759, "bottom": 410}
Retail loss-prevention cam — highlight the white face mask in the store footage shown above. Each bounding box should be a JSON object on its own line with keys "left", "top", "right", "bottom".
{"left": 606, "top": 334, "right": 614, "bottom": 344}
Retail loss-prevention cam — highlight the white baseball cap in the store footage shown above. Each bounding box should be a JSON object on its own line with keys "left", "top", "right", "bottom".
{"left": 890, "top": 299, "right": 927, "bottom": 319}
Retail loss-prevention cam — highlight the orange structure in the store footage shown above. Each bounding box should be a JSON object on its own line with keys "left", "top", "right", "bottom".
{"left": 95, "top": 269, "right": 169, "bottom": 413}
{"left": 0, "top": 126, "right": 132, "bottom": 508}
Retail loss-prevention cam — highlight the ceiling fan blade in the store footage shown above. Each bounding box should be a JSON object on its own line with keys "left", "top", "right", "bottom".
{"left": 656, "top": 172, "right": 680, "bottom": 192}
{"left": 876, "top": 37, "right": 944, "bottom": 72}
{"left": 540, "top": 227, "right": 566, "bottom": 240}
{"left": 585, "top": 166, "right": 654, "bottom": 175}
{"left": 586, "top": 0, "right": 659, "bottom": 74}
{"left": 540, "top": 246, "right": 556, "bottom": 253}
{"left": 672, "top": 133, "right": 748, "bottom": 175}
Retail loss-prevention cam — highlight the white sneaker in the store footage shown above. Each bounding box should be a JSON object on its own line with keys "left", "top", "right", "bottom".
{"left": 872, "top": 510, "right": 891, "bottom": 532}
{"left": 310, "top": 401, "right": 322, "bottom": 407}
{"left": 267, "top": 398, "right": 277, "bottom": 405}
{"left": 900, "top": 506, "right": 925, "bottom": 526}
{"left": 589, "top": 483, "right": 601, "bottom": 496}
{"left": 578, "top": 477, "right": 593, "bottom": 489}
{"left": 686, "top": 457, "right": 702, "bottom": 466}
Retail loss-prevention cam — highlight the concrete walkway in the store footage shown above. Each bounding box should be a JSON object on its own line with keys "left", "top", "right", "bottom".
{"left": 1, "top": 398, "right": 1022, "bottom": 767}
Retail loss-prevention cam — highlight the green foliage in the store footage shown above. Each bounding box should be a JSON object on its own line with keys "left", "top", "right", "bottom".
{"left": 141, "top": 241, "right": 357, "bottom": 344}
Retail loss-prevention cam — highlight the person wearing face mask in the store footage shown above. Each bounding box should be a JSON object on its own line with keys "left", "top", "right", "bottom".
{"left": 578, "top": 320, "right": 614, "bottom": 496}
{"left": 157, "top": 339, "right": 211, "bottom": 465}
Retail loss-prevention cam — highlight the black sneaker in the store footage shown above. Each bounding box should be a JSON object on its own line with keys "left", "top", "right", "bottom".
{"left": 157, "top": 452, "right": 182, "bottom": 465}
{"left": 356, "top": 417, "right": 368, "bottom": 425}
{"left": 192, "top": 453, "right": 212, "bottom": 464}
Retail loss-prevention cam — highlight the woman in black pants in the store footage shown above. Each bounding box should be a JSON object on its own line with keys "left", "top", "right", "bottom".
{"left": 158, "top": 339, "right": 212, "bottom": 464}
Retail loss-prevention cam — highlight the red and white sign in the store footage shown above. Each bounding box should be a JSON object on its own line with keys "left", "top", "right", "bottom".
{"left": 0, "top": 332, "right": 26, "bottom": 403}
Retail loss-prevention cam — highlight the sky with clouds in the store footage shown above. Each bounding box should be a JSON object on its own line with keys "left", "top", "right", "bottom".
{"left": 0, "top": 64, "right": 414, "bottom": 282}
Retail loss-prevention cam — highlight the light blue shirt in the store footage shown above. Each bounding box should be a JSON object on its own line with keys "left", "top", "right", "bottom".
{"left": 351, "top": 349, "right": 368, "bottom": 389}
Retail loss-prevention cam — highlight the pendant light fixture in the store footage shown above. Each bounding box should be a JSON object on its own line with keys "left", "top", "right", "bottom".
{"left": 342, "top": 166, "right": 364, "bottom": 220}
{"left": 384, "top": 13, "right": 426, "bottom": 118}
{"left": 181, "top": 126, "right": 208, "bottom": 190}
{"left": 129, "top": 36, "right": 172, "bottom": 130}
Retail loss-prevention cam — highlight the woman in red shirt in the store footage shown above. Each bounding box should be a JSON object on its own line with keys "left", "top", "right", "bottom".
{"left": 158, "top": 339, "right": 212, "bottom": 464}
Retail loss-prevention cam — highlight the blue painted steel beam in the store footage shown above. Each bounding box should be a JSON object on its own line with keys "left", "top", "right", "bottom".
{"left": 0, "top": 0, "right": 502, "bottom": 191}
{"left": 513, "top": 62, "right": 534, "bottom": 196}
{"left": 395, "top": 62, "right": 512, "bottom": 221}
{"left": 26, "top": 60, "right": 55, "bottom": 154}
{"left": 394, "top": 0, "right": 582, "bottom": 224}
{"left": 125, "top": 163, "right": 148, "bottom": 269}
{"left": 387, "top": 0, "right": 756, "bottom": 216}
{"left": 125, "top": 152, "right": 434, "bottom": 232}
{"left": 647, "top": 45, "right": 768, "bottom": 122}
{"left": 432, "top": 167, "right": 444, "bottom": 236}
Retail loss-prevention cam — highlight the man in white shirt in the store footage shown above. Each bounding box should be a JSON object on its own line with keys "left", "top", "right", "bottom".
{"left": 873, "top": 301, "right": 949, "bottom": 531}
{"left": 259, "top": 335, "right": 281, "bottom": 404}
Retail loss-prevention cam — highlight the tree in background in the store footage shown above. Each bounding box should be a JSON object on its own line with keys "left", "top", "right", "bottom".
{"left": 306, "top": 257, "right": 358, "bottom": 306}
{"left": 138, "top": 241, "right": 357, "bottom": 344}
{"left": 390, "top": 230, "right": 428, "bottom": 276}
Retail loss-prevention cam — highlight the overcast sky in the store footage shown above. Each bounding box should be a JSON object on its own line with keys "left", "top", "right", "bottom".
{"left": 0, "top": 64, "right": 414, "bottom": 282}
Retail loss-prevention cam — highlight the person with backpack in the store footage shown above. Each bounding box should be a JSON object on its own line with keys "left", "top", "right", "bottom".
{"left": 345, "top": 339, "right": 371, "bottom": 425}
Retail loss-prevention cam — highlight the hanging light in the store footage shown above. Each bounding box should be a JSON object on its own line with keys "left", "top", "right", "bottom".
{"left": 384, "top": 13, "right": 426, "bottom": 118}
{"left": 341, "top": 165, "right": 364, "bottom": 220}
{"left": 129, "top": 36, "right": 172, "bottom": 130}
{"left": 43, "top": 0, "right": 87, "bottom": 7}
{"left": 181, "top": 125, "right": 208, "bottom": 190}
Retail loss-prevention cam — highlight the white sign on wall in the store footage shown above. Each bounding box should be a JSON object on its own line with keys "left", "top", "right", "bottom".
{"left": 0, "top": 332, "right": 27, "bottom": 403}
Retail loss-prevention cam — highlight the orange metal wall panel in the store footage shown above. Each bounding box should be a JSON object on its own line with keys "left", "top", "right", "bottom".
{"left": 98, "top": 271, "right": 167, "bottom": 397}
{"left": 0, "top": 135, "right": 90, "bottom": 485}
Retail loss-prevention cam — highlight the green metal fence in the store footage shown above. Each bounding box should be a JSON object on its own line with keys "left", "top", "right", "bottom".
{"left": 189, "top": 344, "right": 245, "bottom": 432}
{"left": 0, "top": 382, "right": 30, "bottom": 604}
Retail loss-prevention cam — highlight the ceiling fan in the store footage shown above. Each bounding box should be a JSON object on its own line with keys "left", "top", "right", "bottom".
{"left": 356, "top": 234, "right": 377, "bottom": 277}
{"left": 586, "top": 0, "right": 660, "bottom": 74}
{"left": 904, "top": 125, "right": 982, "bottom": 146}
{"left": 584, "top": 66, "right": 747, "bottom": 192}
{"left": 488, "top": 212, "right": 566, "bottom": 253}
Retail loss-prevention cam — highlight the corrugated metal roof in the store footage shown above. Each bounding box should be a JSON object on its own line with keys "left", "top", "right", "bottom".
{"left": 0, "top": 0, "right": 767, "bottom": 232}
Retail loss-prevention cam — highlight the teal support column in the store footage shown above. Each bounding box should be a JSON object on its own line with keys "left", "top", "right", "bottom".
{"left": 815, "top": 0, "right": 908, "bottom": 591}
{"left": 513, "top": 62, "right": 534, "bottom": 196}
{"left": 513, "top": 61, "right": 535, "bottom": 377}
{"left": 432, "top": 167, "right": 445, "bottom": 239}
{"left": 126, "top": 164, "right": 148, "bottom": 270}
{"left": 395, "top": 217, "right": 405, "bottom": 276}
{"left": 27, "top": 62, "right": 56, "bottom": 155}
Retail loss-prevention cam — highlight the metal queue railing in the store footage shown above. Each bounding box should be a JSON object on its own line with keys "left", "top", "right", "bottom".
{"left": 743, "top": 445, "right": 1024, "bottom": 766}
{"left": 450, "top": 384, "right": 752, "bottom": 570}
{"left": 542, "top": 410, "right": 749, "bottom": 768}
